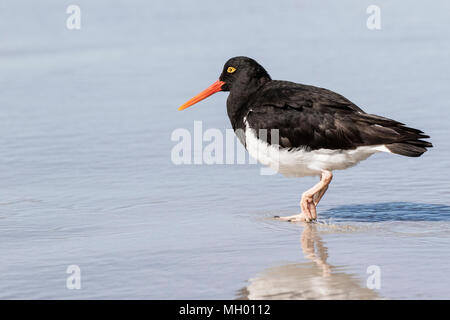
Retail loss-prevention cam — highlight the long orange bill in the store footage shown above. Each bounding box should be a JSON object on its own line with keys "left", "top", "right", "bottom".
{"left": 178, "top": 80, "right": 225, "bottom": 111}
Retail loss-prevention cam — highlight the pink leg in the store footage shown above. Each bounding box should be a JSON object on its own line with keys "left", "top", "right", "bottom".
{"left": 276, "top": 170, "right": 333, "bottom": 222}
{"left": 301, "top": 170, "right": 332, "bottom": 220}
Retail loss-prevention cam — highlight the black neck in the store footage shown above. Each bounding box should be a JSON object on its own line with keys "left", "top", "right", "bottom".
{"left": 226, "top": 77, "right": 271, "bottom": 131}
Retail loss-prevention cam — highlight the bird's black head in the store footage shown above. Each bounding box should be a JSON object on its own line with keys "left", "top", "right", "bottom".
{"left": 179, "top": 56, "right": 271, "bottom": 111}
{"left": 219, "top": 56, "right": 271, "bottom": 92}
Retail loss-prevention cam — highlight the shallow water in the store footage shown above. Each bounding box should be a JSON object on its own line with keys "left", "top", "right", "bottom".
{"left": 1, "top": 0, "right": 450, "bottom": 299}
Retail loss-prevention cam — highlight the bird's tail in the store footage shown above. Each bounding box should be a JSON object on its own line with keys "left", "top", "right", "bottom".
{"left": 386, "top": 139, "right": 433, "bottom": 157}
{"left": 357, "top": 113, "right": 432, "bottom": 157}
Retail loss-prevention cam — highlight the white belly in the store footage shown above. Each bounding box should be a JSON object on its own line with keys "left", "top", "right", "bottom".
{"left": 244, "top": 125, "right": 390, "bottom": 177}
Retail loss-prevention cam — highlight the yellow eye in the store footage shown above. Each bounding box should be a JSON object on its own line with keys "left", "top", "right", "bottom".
{"left": 227, "top": 66, "right": 236, "bottom": 73}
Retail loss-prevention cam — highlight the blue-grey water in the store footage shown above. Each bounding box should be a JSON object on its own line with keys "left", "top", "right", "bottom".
{"left": 1, "top": 0, "right": 449, "bottom": 299}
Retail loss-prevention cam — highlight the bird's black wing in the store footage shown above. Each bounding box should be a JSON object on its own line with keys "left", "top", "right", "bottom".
{"left": 246, "top": 81, "right": 432, "bottom": 156}
{"left": 251, "top": 81, "right": 366, "bottom": 113}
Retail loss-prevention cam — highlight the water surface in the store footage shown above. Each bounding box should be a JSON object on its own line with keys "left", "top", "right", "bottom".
{"left": 0, "top": 0, "right": 449, "bottom": 299}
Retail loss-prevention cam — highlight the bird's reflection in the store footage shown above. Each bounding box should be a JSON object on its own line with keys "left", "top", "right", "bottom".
{"left": 300, "top": 223, "right": 331, "bottom": 277}
{"left": 238, "top": 223, "right": 380, "bottom": 300}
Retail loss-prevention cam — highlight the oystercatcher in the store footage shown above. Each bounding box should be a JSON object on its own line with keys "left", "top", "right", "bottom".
{"left": 179, "top": 57, "right": 432, "bottom": 222}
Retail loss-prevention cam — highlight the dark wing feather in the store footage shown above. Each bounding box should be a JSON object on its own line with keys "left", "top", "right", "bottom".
{"left": 246, "top": 81, "right": 432, "bottom": 155}
{"left": 252, "top": 81, "right": 365, "bottom": 113}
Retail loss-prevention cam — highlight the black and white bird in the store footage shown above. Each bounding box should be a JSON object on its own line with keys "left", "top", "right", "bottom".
{"left": 179, "top": 56, "right": 432, "bottom": 222}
